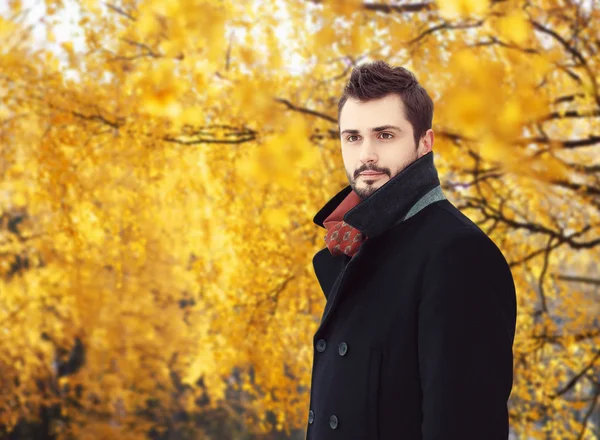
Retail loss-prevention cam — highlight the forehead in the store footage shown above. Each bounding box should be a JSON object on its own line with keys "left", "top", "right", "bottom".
{"left": 339, "top": 94, "right": 410, "bottom": 130}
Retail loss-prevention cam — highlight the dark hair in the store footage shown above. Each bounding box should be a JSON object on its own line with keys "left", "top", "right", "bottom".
{"left": 337, "top": 60, "right": 434, "bottom": 148}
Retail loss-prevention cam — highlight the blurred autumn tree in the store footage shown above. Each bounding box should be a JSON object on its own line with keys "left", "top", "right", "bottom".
{"left": 1, "top": 0, "right": 599, "bottom": 438}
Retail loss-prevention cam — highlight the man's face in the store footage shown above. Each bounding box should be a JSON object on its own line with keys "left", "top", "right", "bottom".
{"left": 339, "top": 94, "right": 433, "bottom": 200}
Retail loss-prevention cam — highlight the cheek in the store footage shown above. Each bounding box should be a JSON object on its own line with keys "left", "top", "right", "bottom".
{"left": 341, "top": 151, "right": 358, "bottom": 168}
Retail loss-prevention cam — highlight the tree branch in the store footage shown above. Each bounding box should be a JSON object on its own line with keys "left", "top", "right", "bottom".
{"left": 274, "top": 98, "right": 337, "bottom": 123}
{"left": 553, "top": 274, "right": 600, "bottom": 285}
{"left": 105, "top": 3, "right": 137, "bottom": 21}
{"left": 554, "top": 349, "right": 600, "bottom": 397}
{"left": 516, "top": 135, "right": 600, "bottom": 149}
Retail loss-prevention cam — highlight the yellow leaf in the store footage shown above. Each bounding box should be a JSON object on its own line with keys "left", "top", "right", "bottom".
{"left": 437, "top": 0, "right": 489, "bottom": 19}
{"left": 137, "top": 60, "right": 184, "bottom": 118}
{"left": 497, "top": 99, "right": 522, "bottom": 138}
{"left": 495, "top": 11, "right": 531, "bottom": 45}
{"left": 349, "top": 25, "right": 369, "bottom": 54}
{"left": 263, "top": 208, "right": 290, "bottom": 229}
{"left": 314, "top": 22, "right": 337, "bottom": 50}
{"left": 10, "top": 0, "right": 22, "bottom": 14}
{"left": 389, "top": 21, "right": 413, "bottom": 47}
{"left": 327, "top": 0, "right": 363, "bottom": 16}
{"left": 60, "top": 41, "right": 77, "bottom": 67}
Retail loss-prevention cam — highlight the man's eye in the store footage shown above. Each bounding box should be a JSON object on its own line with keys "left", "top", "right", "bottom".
{"left": 346, "top": 133, "right": 392, "bottom": 142}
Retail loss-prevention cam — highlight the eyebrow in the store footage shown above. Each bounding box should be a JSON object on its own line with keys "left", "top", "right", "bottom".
{"left": 340, "top": 125, "right": 403, "bottom": 136}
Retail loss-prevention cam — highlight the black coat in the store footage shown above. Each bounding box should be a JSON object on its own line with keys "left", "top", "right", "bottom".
{"left": 306, "top": 152, "right": 517, "bottom": 440}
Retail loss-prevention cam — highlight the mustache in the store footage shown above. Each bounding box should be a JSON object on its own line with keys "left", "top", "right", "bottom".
{"left": 355, "top": 167, "right": 388, "bottom": 177}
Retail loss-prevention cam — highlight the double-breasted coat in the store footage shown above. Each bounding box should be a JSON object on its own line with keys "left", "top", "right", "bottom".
{"left": 305, "top": 151, "right": 517, "bottom": 440}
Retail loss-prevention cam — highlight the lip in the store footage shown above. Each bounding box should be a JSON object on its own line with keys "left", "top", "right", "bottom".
{"left": 360, "top": 172, "right": 385, "bottom": 177}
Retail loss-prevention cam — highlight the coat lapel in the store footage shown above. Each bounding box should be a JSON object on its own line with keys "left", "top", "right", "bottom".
{"left": 316, "top": 234, "right": 373, "bottom": 332}
{"left": 312, "top": 248, "right": 350, "bottom": 301}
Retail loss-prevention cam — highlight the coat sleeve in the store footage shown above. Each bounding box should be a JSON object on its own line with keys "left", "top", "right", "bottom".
{"left": 418, "top": 227, "right": 517, "bottom": 440}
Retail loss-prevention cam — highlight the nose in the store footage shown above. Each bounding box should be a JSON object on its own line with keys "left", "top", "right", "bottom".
{"left": 358, "top": 138, "right": 378, "bottom": 164}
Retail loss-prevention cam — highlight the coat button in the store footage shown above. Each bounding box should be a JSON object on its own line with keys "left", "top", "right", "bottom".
{"left": 329, "top": 414, "right": 338, "bottom": 429}
{"left": 338, "top": 342, "right": 348, "bottom": 356}
{"left": 316, "top": 339, "right": 327, "bottom": 352}
{"left": 308, "top": 409, "right": 314, "bottom": 424}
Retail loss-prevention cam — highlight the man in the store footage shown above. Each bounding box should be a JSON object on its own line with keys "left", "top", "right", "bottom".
{"left": 306, "top": 60, "right": 517, "bottom": 440}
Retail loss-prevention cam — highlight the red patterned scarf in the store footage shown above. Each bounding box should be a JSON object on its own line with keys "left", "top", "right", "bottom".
{"left": 323, "top": 190, "right": 367, "bottom": 257}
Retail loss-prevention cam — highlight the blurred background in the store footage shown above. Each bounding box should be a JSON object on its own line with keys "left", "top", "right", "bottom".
{"left": 0, "top": 0, "right": 599, "bottom": 438}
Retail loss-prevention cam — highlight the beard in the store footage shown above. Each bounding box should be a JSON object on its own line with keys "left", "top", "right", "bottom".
{"left": 350, "top": 174, "right": 387, "bottom": 200}
{"left": 347, "top": 149, "right": 419, "bottom": 201}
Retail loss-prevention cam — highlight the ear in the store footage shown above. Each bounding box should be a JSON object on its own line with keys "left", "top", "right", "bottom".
{"left": 419, "top": 129, "right": 434, "bottom": 157}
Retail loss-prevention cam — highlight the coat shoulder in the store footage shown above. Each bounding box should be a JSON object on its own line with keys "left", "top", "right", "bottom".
{"left": 421, "top": 201, "right": 515, "bottom": 291}
{"left": 408, "top": 200, "right": 513, "bottom": 280}
{"left": 418, "top": 199, "right": 501, "bottom": 251}
{"left": 426, "top": 199, "right": 482, "bottom": 233}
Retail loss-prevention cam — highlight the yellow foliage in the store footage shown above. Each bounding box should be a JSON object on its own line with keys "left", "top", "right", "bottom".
{"left": 0, "top": 0, "right": 599, "bottom": 438}
{"left": 494, "top": 10, "right": 533, "bottom": 45}
{"left": 437, "top": 0, "right": 490, "bottom": 19}
{"left": 135, "top": 59, "right": 185, "bottom": 118}
{"left": 326, "top": 0, "right": 364, "bottom": 17}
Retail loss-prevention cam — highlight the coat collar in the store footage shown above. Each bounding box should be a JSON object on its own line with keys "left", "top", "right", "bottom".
{"left": 313, "top": 151, "right": 444, "bottom": 239}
